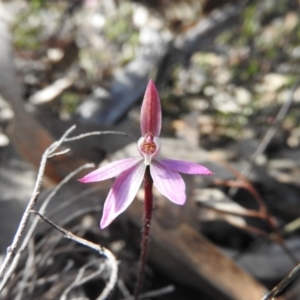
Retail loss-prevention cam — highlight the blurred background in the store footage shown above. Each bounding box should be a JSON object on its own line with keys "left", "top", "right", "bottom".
{"left": 1, "top": 0, "right": 300, "bottom": 299}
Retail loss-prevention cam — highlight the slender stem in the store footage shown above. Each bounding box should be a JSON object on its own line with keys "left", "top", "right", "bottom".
{"left": 0, "top": 126, "right": 76, "bottom": 283}
{"left": 134, "top": 166, "right": 153, "bottom": 300}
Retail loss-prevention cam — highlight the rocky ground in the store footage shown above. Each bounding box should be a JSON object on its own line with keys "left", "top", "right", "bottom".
{"left": 1, "top": 0, "right": 300, "bottom": 299}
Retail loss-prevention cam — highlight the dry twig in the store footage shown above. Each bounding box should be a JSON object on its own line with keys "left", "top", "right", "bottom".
{"left": 0, "top": 125, "right": 76, "bottom": 284}
{"left": 262, "top": 263, "right": 300, "bottom": 300}
{"left": 122, "top": 285, "right": 175, "bottom": 300}
{"left": 0, "top": 126, "right": 132, "bottom": 297}
{"left": 251, "top": 77, "right": 300, "bottom": 164}
{"left": 31, "top": 210, "right": 118, "bottom": 300}
{"left": 215, "top": 160, "right": 299, "bottom": 264}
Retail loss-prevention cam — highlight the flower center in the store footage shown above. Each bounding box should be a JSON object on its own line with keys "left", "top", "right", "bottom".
{"left": 140, "top": 135, "right": 157, "bottom": 155}
{"left": 137, "top": 133, "right": 160, "bottom": 165}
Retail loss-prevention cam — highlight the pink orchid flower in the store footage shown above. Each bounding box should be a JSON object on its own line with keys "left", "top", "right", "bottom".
{"left": 79, "top": 80, "right": 212, "bottom": 228}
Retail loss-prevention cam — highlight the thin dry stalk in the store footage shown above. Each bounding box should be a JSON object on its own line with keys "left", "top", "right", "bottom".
{"left": 251, "top": 77, "right": 300, "bottom": 165}
{"left": 0, "top": 161, "right": 94, "bottom": 293}
{"left": 31, "top": 211, "right": 118, "bottom": 300}
{"left": 229, "top": 77, "right": 300, "bottom": 189}
{"left": 15, "top": 239, "right": 35, "bottom": 300}
{"left": 63, "top": 130, "right": 135, "bottom": 143}
{"left": 0, "top": 126, "right": 131, "bottom": 296}
{"left": 0, "top": 125, "right": 76, "bottom": 286}
{"left": 60, "top": 259, "right": 106, "bottom": 300}
{"left": 262, "top": 263, "right": 300, "bottom": 300}
{"left": 214, "top": 161, "right": 299, "bottom": 264}
{"left": 122, "top": 285, "right": 175, "bottom": 300}
{"left": 47, "top": 185, "right": 103, "bottom": 218}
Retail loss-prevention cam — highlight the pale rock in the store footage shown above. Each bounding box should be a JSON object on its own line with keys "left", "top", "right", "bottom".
{"left": 291, "top": 46, "right": 300, "bottom": 59}
{"left": 190, "top": 98, "right": 209, "bottom": 110}
{"left": 293, "top": 86, "right": 300, "bottom": 103}
{"left": 191, "top": 52, "right": 224, "bottom": 67}
{"left": 0, "top": 106, "right": 14, "bottom": 121}
{"left": 178, "top": 67, "right": 206, "bottom": 94}
{"left": 91, "top": 13, "right": 106, "bottom": 29}
{"left": 235, "top": 87, "right": 251, "bottom": 105}
{"left": 0, "top": 95, "right": 14, "bottom": 122}
{"left": 283, "top": 12, "right": 298, "bottom": 32}
{"left": 47, "top": 48, "right": 64, "bottom": 62}
{"left": 203, "top": 85, "right": 217, "bottom": 97}
{"left": 132, "top": 5, "right": 149, "bottom": 28}
{"left": 277, "top": 89, "right": 290, "bottom": 104}
{"left": 214, "top": 69, "right": 231, "bottom": 85}
{"left": 0, "top": 132, "right": 9, "bottom": 147}
{"left": 263, "top": 73, "right": 289, "bottom": 92}
{"left": 213, "top": 91, "right": 240, "bottom": 113}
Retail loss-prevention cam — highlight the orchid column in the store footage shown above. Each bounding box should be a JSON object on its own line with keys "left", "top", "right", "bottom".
{"left": 79, "top": 80, "right": 212, "bottom": 299}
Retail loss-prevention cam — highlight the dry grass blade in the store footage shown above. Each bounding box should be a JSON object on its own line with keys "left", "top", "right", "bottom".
{"left": 214, "top": 160, "right": 299, "bottom": 264}
{"left": 262, "top": 263, "right": 300, "bottom": 300}
{"left": 15, "top": 239, "right": 35, "bottom": 300}
{"left": 228, "top": 77, "right": 300, "bottom": 200}
{"left": 121, "top": 285, "right": 175, "bottom": 300}
{"left": 60, "top": 259, "right": 106, "bottom": 300}
{"left": 0, "top": 160, "right": 94, "bottom": 293}
{"left": 31, "top": 211, "right": 118, "bottom": 300}
{"left": 251, "top": 77, "right": 300, "bottom": 166}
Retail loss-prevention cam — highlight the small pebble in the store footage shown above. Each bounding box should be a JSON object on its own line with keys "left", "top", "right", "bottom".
{"left": 0, "top": 132, "right": 9, "bottom": 147}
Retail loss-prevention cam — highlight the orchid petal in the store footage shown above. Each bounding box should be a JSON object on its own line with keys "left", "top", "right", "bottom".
{"left": 158, "top": 158, "right": 212, "bottom": 175}
{"left": 140, "top": 79, "right": 161, "bottom": 137}
{"left": 79, "top": 157, "right": 142, "bottom": 183}
{"left": 150, "top": 160, "right": 186, "bottom": 205}
{"left": 100, "top": 162, "right": 146, "bottom": 228}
